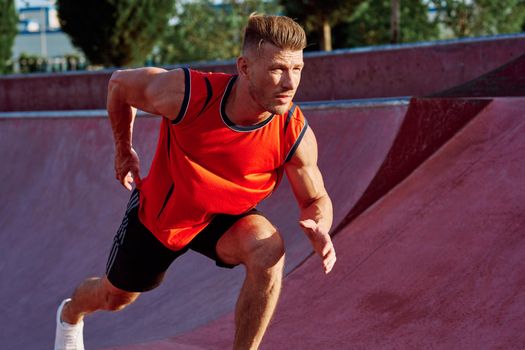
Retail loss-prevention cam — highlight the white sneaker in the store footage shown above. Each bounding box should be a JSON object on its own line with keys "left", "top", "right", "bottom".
{"left": 54, "top": 298, "right": 85, "bottom": 350}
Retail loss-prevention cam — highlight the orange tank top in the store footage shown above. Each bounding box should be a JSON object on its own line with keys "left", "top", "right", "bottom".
{"left": 138, "top": 68, "right": 308, "bottom": 250}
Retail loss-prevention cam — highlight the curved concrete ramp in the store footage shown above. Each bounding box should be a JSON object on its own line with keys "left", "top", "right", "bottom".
{"left": 339, "top": 97, "right": 490, "bottom": 230}
{"left": 130, "top": 97, "right": 525, "bottom": 349}
{"left": 3, "top": 42, "right": 524, "bottom": 350}
{"left": 0, "top": 101, "right": 408, "bottom": 349}
{"left": 435, "top": 53, "right": 525, "bottom": 97}
{"left": 261, "top": 101, "right": 409, "bottom": 270}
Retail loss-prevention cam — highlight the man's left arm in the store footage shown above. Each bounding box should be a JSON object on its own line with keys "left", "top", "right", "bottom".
{"left": 285, "top": 127, "right": 336, "bottom": 274}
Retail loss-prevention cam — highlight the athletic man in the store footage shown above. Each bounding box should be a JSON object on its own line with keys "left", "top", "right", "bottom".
{"left": 55, "top": 14, "right": 336, "bottom": 350}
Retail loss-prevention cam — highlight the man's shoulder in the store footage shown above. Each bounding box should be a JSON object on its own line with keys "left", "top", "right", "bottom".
{"left": 186, "top": 69, "right": 237, "bottom": 99}
{"left": 189, "top": 69, "right": 235, "bottom": 84}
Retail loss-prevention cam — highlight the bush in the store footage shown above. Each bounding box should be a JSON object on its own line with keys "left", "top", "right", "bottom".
{"left": 57, "top": 0, "right": 174, "bottom": 67}
{"left": 0, "top": 0, "right": 18, "bottom": 74}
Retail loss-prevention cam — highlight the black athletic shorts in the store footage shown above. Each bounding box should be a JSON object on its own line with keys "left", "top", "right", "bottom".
{"left": 105, "top": 189, "right": 262, "bottom": 292}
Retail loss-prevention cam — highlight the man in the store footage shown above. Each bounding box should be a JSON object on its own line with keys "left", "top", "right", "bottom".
{"left": 55, "top": 14, "right": 336, "bottom": 350}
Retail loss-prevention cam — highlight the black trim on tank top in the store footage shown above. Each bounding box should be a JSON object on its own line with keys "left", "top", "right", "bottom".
{"left": 197, "top": 76, "right": 213, "bottom": 116}
{"left": 157, "top": 183, "right": 175, "bottom": 219}
{"left": 285, "top": 119, "right": 309, "bottom": 163}
{"left": 283, "top": 103, "right": 297, "bottom": 134}
{"left": 220, "top": 75, "right": 275, "bottom": 132}
{"left": 172, "top": 67, "right": 191, "bottom": 124}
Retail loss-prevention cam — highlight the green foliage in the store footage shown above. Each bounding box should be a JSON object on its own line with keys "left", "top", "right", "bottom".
{"left": 431, "top": 0, "right": 525, "bottom": 38}
{"left": 17, "top": 53, "right": 46, "bottom": 73}
{"left": 0, "top": 0, "right": 18, "bottom": 74}
{"left": 17, "top": 52, "right": 87, "bottom": 73}
{"left": 334, "top": 0, "right": 439, "bottom": 48}
{"left": 56, "top": 0, "right": 174, "bottom": 67}
{"left": 282, "top": 0, "right": 362, "bottom": 27}
{"left": 157, "top": 0, "right": 281, "bottom": 65}
{"left": 282, "top": 0, "right": 362, "bottom": 26}
{"left": 281, "top": 0, "right": 366, "bottom": 51}
{"left": 283, "top": 0, "right": 525, "bottom": 51}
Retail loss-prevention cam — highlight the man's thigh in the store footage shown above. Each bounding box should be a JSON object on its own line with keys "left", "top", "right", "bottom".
{"left": 188, "top": 209, "right": 266, "bottom": 268}
{"left": 215, "top": 213, "right": 284, "bottom": 267}
{"left": 106, "top": 190, "right": 187, "bottom": 292}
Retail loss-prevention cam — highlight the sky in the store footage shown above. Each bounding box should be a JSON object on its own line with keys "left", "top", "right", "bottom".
{"left": 16, "top": 0, "right": 56, "bottom": 9}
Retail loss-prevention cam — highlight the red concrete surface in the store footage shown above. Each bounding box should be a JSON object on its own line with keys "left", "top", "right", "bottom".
{"left": 338, "top": 97, "right": 490, "bottom": 231}
{"left": 1, "top": 34, "right": 525, "bottom": 111}
{"left": 435, "top": 53, "right": 525, "bottom": 98}
{"left": 298, "top": 35, "right": 525, "bottom": 101}
{"left": 125, "top": 98, "right": 525, "bottom": 349}
{"left": 0, "top": 102, "right": 408, "bottom": 349}
{"left": 2, "top": 40, "right": 524, "bottom": 350}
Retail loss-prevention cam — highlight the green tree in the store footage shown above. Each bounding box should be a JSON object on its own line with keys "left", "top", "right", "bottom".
{"left": 334, "top": 0, "right": 439, "bottom": 49}
{"left": 280, "top": 0, "right": 367, "bottom": 51}
{"left": 391, "top": 0, "right": 400, "bottom": 43}
{"left": 431, "top": 0, "right": 525, "bottom": 38}
{"left": 0, "top": 0, "right": 18, "bottom": 74}
{"left": 157, "top": 0, "right": 281, "bottom": 65}
{"left": 56, "top": 0, "right": 174, "bottom": 67}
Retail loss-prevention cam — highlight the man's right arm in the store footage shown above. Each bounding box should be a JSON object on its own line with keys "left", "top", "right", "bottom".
{"left": 106, "top": 67, "right": 186, "bottom": 190}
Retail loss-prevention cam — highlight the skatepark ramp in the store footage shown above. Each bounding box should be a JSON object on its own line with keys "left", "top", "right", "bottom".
{"left": 159, "top": 97, "right": 525, "bottom": 350}
{"left": 106, "top": 54, "right": 525, "bottom": 349}
{"left": 1, "top": 37, "right": 525, "bottom": 349}
{"left": 0, "top": 99, "right": 411, "bottom": 349}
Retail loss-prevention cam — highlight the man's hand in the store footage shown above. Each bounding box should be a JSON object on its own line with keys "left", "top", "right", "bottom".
{"left": 300, "top": 219, "right": 336, "bottom": 274}
{"left": 115, "top": 147, "right": 141, "bottom": 191}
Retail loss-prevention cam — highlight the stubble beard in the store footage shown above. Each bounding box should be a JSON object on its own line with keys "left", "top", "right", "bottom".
{"left": 248, "top": 83, "right": 290, "bottom": 116}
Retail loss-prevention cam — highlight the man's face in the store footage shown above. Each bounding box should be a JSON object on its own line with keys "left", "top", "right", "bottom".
{"left": 244, "top": 43, "right": 304, "bottom": 115}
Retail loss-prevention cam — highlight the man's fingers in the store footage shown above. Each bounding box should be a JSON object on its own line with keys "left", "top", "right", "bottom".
{"left": 321, "top": 242, "right": 332, "bottom": 257}
{"left": 121, "top": 171, "right": 139, "bottom": 191}
{"left": 323, "top": 249, "right": 337, "bottom": 274}
{"left": 322, "top": 246, "right": 336, "bottom": 274}
{"left": 117, "top": 167, "right": 142, "bottom": 191}
{"left": 131, "top": 169, "right": 142, "bottom": 184}
{"left": 115, "top": 149, "right": 141, "bottom": 190}
{"left": 121, "top": 172, "right": 133, "bottom": 191}
{"left": 299, "top": 219, "right": 317, "bottom": 230}
{"left": 299, "top": 219, "right": 336, "bottom": 274}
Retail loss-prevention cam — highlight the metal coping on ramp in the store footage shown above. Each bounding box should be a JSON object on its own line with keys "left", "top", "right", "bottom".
{"left": 0, "top": 97, "right": 411, "bottom": 119}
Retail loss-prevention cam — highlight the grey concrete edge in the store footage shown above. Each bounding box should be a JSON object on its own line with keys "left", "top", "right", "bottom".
{"left": 0, "top": 97, "right": 412, "bottom": 119}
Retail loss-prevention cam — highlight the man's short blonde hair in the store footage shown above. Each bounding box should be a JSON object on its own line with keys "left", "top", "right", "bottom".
{"left": 242, "top": 14, "right": 307, "bottom": 54}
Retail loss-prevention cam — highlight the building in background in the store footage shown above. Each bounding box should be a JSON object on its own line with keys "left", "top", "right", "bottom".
{"left": 13, "top": 1, "right": 85, "bottom": 73}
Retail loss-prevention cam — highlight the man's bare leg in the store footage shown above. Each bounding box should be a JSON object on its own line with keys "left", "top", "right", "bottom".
{"left": 55, "top": 276, "right": 139, "bottom": 350}
{"left": 234, "top": 251, "right": 284, "bottom": 349}
{"left": 61, "top": 276, "right": 140, "bottom": 324}
{"left": 217, "top": 215, "right": 285, "bottom": 350}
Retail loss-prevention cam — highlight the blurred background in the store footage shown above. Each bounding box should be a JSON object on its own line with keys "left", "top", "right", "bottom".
{"left": 1, "top": 0, "right": 524, "bottom": 74}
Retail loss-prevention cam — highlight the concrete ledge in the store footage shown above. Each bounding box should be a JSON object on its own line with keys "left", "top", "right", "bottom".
{"left": 1, "top": 34, "right": 524, "bottom": 111}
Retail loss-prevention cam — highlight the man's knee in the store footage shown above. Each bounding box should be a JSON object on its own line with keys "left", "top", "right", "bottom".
{"left": 101, "top": 277, "right": 139, "bottom": 312}
{"left": 238, "top": 219, "right": 286, "bottom": 274}
{"left": 245, "top": 233, "right": 285, "bottom": 273}
{"left": 218, "top": 215, "right": 285, "bottom": 271}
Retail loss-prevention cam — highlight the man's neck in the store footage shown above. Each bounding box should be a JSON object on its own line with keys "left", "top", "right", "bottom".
{"left": 225, "top": 78, "right": 272, "bottom": 126}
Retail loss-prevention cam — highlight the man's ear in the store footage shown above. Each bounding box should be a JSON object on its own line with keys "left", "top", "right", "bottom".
{"left": 237, "top": 56, "right": 249, "bottom": 78}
